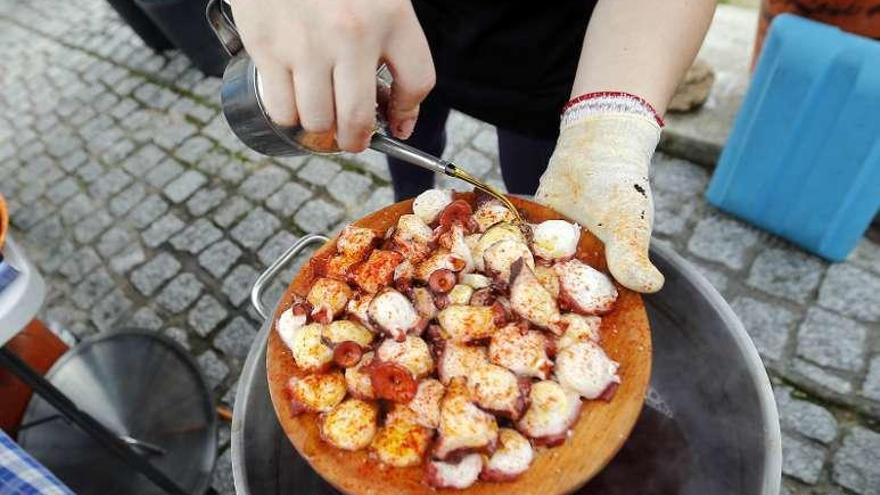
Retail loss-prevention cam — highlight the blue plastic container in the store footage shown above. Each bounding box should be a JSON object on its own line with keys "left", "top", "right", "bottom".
{"left": 706, "top": 14, "right": 880, "bottom": 261}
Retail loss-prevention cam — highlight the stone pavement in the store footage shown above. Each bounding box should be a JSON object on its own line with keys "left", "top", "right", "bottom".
{"left": 0, "top": 0, "right": 878, "bottom": 494}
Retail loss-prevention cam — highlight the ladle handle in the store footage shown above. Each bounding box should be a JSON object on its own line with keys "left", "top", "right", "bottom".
{"left": 369, "top": 133, "right": 454, "bottom": 177}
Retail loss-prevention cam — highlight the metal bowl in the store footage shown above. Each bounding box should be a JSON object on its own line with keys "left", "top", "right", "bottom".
{"left": 232, "top": 240, "right": 781, "bottom": 495}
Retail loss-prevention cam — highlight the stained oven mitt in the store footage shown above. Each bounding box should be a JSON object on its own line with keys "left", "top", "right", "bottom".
{"left": 535, "top": 92, "right": 665, "bottom": 293}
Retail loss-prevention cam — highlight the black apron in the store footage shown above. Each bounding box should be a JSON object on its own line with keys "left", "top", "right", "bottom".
{"left": 412, "top": 0, "right": 598, "bottom": 139}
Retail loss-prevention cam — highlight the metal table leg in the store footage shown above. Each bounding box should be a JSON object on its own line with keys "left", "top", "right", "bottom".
{"left": 0, "top": 347, "right": 189, "bottom": 495}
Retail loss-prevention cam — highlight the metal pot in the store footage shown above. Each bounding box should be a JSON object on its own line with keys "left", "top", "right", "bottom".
{"left": 231, "top": 236, "right": 782, "bottom": 495}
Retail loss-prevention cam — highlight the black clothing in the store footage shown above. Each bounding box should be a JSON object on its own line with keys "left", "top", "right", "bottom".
{"left": 411, "top": 0, "right": 598, "bottom": 139}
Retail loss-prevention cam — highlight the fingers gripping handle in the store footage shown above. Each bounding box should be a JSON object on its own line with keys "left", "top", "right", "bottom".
{"left": 206, "top": 0, "right": 243, "bottom": 56}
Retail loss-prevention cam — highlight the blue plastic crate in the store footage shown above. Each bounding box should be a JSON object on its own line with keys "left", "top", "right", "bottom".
{"left": 706, "top": 14, "right": 880, "bottom": 261}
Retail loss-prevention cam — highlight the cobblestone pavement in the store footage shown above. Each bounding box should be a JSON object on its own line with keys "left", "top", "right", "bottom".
{"left": 1, "top": 1, "right": 878, "bottom": 494}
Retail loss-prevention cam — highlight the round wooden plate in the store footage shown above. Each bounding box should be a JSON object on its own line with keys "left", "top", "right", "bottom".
{"left": 266, "top": 194, "right": 652, "bottom": 495}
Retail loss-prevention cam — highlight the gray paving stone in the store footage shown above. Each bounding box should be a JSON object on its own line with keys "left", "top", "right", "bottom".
{"left": 91, "top": 289, "right": 133, "bottom": 332}
{"left": 747, "top": 247, "right": 826, "bottom": 304}
{"left": 781, "top": 433, "right": 826, "bottom": 484}
{"left": 297, "top": 157, "right": 341, "bottom": 186}
{"left": 196, "top": 152, "right": 245, "bottom": 185}
{"left": 294, "top": 198, "right": 344, "bottom": 234}
{"left": 265, "top": 182, "right": 312, "bottom": 217}
{"left": 348, "top": 149, "right": 389, "bottom": 181}
{"left": 355, "top": 186, "right": 393, "bottom": 218}
{"left": 186, "top": 186, "right": 227, "bottom": 216}
{"left": 163, "top": 170, "right": 207, "bottom": 203}
{"left": 109, "top": 97, "right": 138, "bottom": 120}
{"left": 18, "top": 182, "right": 47, "bottom": 204}
{"left": 47, "top": 177, "right": 80, "bottom": 205}
{"left": 849, "top": 239, "right": 880, "bottom": 275}
{"left": 38, "top": 240, "right": 76, "bottom": 275}
{"left": 145, "top": 158, "right": 184, "bottom": 188}
{"left": 133, "top": 83, "right": 177, "bottom": 110}
{"left": 156, "top": 272, "right": 204, "bottom": 313}
{"left": 832, "top": 426, "right": 880, "bottom": 494}
{"left": 198, "top": 240, "right": 242, "bottom": 279}
{"left": 861, "top": 356, "right": 880, "bottom": 403}
{"left": 730, "top": 297, "right": 796, "bottom": 362}
{"left": 214, "top": 316, "right": 258, "bottom": 360}
{"left": 100, "top": 138, "right": 136, "bottom": 164}
{"left": 222, "top": 264, "right": 259, "bottom": 307}
{"left": 197, "top": 350, "right": 229, "bottom": 389}
{"left": 28, "top": 217, "right": 65, "bottom": 247}
{"left": 471, "top": 127, "right": 499, "bottom": 158}
{"left": 110, "top": 243, "right": 146, "bottom": 274}
{"left": 775, "top": 385, "right": 838, "bottom": 444}
{"left": 240, "top": 164, "right": 289, "bottom": 201}
{"left": 57, "top": 193, "right": 92, "bottom": 226}
{"left": 818, "top": 264, "right": 880, "bottom": 322}
{"left": 230, "top": 207, "right": 280, "bottom": 250}
{"left": 152, "top": 119, "right": 198, "bottom": 150}
{"left": 257, "top": 231, "right": 299, "bottom": 267}
{"left": 76, "top": 162, "right": 105, "bottom": 183}
{"left": 130, "top": 253, "right": 181, "bottom": 296}
{"left": 59, "top": 247, "right": 102, "bottom": 284}
{"left": 123, "top": 143, "right": 166, "bottom": 176}
{"left": 687, "top": 215, "right": 761, "bottom": 270}
{"left": 188, "top": 295, "right": 229, "bottom": 337}
{"left": 96, "top": 227, "right": 132, "bottom": 258}
{"left": 653, "top": 188, "right": 699, "bottom": 236}
{"left": 127, "top": 194, "right": 169, "bottom": 229}
{"left": 793, "top": 359, "right": 853, "bottom": 396}
{"left": 169, "top": 98, "right": 216, "bottom": 125}
{"left": 443, "top": 111, "right": 482, "bottom": 155}
{"left": 170, "top": 219, "right": 222, "bottom": 254}
{"left": 175, "top": 136, "right": 214, "bottom": 164}
{"left": 130, "top": 307, "right": 163, "bottom": 331}
{"left": 142, "top": 212, "right": 185, "bottom": 248}
{"left": 213, "top": 197, "right": 252, "bottom": 228}
{"left": 108, "top": 182, "right": 146, "bottom": 217}
{"left": 327, "top": 171, "right": 373, "bottom": 207}
{"left": 72, "top": 269, "right": 115, "bottom": 309}
{"left": 59, "top": 149, "right": 87, "bottom": 172}
{"left": 163, "top": 327, "right": 190, "bottom": 350}
{"left": 453, "top": 147, "right": 494, "bottom": 179}
{"left": 796, "top": 307, "right": 867, "bottom": 372}
{"left": 73, "top": 209, "right": 113, "bottom": 243}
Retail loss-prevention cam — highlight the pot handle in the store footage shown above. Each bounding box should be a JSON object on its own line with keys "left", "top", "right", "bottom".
{"left": 206, "top": 0, "right": 243, "bottom": 57}
{"left": 250, "top": 233, "right": 330, "bottom": 321}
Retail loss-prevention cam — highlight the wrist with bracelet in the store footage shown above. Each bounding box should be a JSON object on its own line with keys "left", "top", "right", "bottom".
{"left": 561, "top": 91, "right": 665, "bottom": 129}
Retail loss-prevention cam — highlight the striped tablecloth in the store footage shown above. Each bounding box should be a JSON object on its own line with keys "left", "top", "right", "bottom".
{"left": 0, "top": 429, "right": 74, "bottom": 494}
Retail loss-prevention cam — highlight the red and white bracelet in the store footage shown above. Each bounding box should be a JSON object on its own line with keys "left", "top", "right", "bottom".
{"left": 561, "top": 91, "right": 665, "bottom": 128}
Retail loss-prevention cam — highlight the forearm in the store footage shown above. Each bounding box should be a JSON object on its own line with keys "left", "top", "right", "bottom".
{"left": 571, "top": 0, "right": 716, "bottom": 116}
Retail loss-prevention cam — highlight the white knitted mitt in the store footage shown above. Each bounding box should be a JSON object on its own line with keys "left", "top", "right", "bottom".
{"left": 535, "top": 93, "right": 664, "bottom": 293}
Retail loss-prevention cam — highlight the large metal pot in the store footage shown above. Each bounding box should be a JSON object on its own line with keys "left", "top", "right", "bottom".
{"left": 232, "top": 236, "right": 782, "bottom": 495}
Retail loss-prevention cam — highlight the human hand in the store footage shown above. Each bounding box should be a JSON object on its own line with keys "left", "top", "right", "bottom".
{"left": 230, "top": 0, "right": 435, "bottom": 151}
{"left": 535, "top": 94, "right": 665, "bottom": 293}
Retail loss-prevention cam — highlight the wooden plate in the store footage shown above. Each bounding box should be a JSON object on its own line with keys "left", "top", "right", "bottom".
{"left": 266, "top": 194, "right": 652, "bottom": 495}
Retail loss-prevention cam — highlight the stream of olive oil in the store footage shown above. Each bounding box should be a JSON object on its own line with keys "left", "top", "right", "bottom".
{"left": 449, "top": 165, "right": 523, "bottom": 223}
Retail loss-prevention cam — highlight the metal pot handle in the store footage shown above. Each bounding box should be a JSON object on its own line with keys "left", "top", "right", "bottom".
{"left": 206, "top": 0, "right": 243, "bottom": 56}
{"left": 250, "top": 233, "right": 330, "bottom": 321}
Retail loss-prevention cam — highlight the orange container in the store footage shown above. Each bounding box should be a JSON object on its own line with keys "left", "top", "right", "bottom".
{"left": 753, "top": 0, "right": 880, "bottom": 66}
{"left": 0, "top": 194, "right": 8, "bottom": 249}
